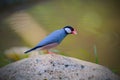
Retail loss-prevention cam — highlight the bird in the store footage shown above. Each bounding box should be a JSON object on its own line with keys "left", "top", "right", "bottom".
{"left": 24, "top": 26, "right": 77, "bottom": 54}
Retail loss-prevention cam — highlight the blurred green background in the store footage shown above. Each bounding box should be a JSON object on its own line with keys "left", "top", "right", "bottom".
{"left": 0, "top": 0, "right": 120, "bottom": 75}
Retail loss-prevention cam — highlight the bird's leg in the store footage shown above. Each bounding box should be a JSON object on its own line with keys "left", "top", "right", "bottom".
{"left": 47, "top": 50, "right": 55, "bottom": 54}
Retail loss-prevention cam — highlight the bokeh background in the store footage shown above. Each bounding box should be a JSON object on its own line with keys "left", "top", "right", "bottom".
{"left": 0, "top": 0, "right": 120, "bottom": 75}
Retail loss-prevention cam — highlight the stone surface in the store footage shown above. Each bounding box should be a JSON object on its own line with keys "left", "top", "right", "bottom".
{"left": 0, "top": 54, "right": 119, "bottom": 80}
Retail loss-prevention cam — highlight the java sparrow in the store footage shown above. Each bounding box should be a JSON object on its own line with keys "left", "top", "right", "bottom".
{"left": 24, "top": 26, "right": 77, "bottom": 54}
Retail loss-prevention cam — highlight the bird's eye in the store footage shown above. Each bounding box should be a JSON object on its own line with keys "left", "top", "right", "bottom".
{"left": 65, "top": 28, "right": 72, "bottom": 34}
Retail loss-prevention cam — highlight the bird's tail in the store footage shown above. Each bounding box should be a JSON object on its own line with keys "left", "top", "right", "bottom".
{"left": 24, "top": 47, "right": 38, "bottom": 54}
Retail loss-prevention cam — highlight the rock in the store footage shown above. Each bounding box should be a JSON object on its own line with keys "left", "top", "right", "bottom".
{"left": 0, "top": 54, "right": 119, "bottom": 80}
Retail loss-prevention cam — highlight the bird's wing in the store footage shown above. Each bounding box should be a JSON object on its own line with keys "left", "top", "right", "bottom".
{"left": 36, "top": 30, "right": 62, "bottom": 47}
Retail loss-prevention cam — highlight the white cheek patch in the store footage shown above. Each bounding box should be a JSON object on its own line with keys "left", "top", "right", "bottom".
{"left": 65, "top": 28, "right": 72, "bottom": 34}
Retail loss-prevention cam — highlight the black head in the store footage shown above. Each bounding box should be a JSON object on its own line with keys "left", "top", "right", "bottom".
{"left": 63, "top": 26, "right": 77, "bottom": 34}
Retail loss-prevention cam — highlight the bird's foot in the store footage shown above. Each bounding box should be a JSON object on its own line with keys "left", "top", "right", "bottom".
{"left": 48, "top": 51, "right": 56, "bottom": 54}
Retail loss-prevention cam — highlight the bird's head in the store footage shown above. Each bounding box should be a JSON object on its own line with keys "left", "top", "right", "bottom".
{"left": 63, "top": 26, "right": 77, "bottom": 35}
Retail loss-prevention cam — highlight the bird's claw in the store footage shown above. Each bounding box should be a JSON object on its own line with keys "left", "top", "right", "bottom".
{"left": 48, "top": 51, "right": 56, "bottom": 54}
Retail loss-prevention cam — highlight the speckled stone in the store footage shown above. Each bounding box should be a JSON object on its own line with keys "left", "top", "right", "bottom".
{"left": 0, "top": 54, "right": 119, "bottom": 80}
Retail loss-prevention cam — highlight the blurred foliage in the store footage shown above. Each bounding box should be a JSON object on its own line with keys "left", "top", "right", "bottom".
{"left": 0, "top": 0, "right": 40, "bottom": 9}
{"left": 93, "top": 44, "right": 99, "bottom": 64}
{"left": 0, "top": 52, "right": 10, "bottom": 67}
{"left": 4, "top": 47, "right": 29, "bottom": 61}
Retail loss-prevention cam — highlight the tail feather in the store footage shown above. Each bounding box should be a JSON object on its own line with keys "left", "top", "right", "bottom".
{"left": 24, "top": 46, "right": 39, "bottom": 54}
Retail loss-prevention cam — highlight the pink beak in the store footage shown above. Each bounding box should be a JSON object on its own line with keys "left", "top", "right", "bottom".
{"left": 72, "top": 30, "right": 77, "bottom": 35}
